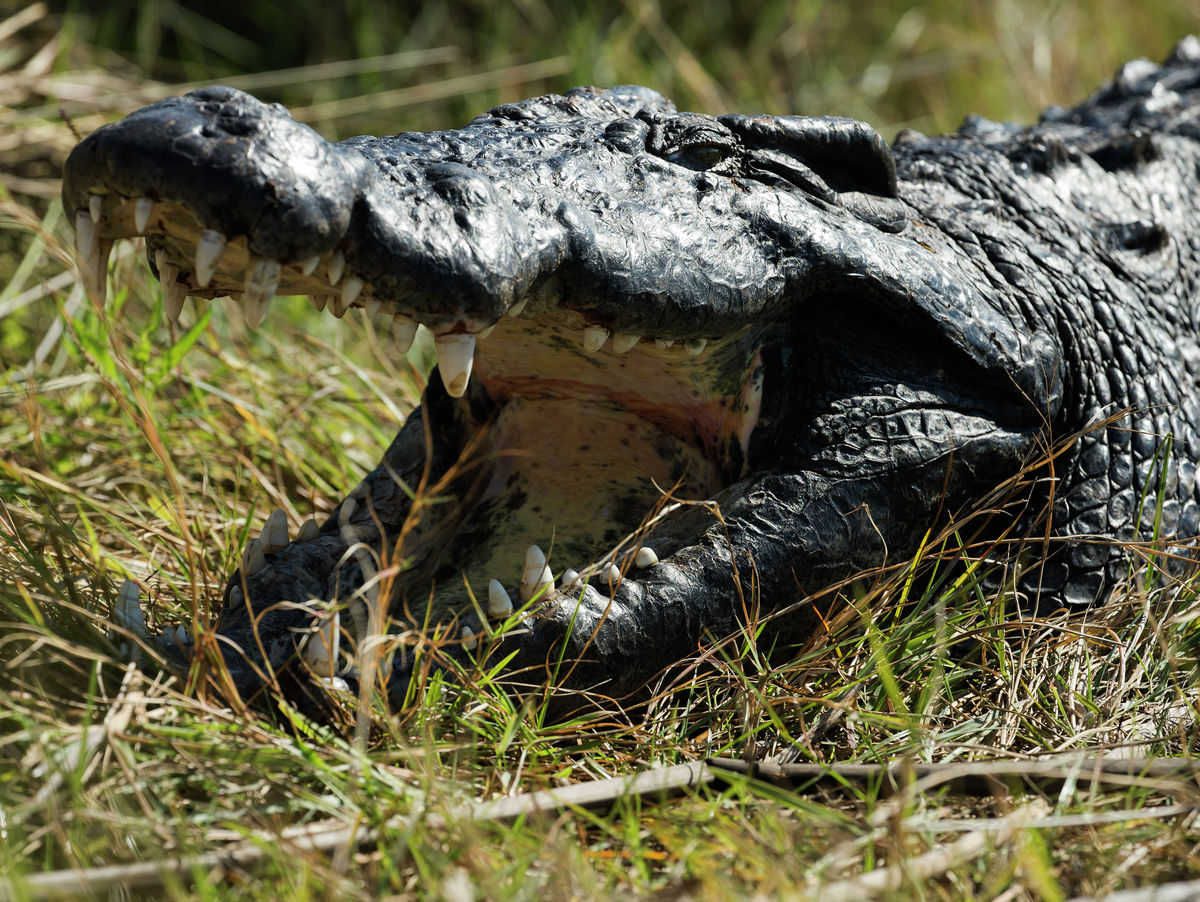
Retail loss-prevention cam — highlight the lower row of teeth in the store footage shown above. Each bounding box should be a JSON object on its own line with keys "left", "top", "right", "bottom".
{"left": 73, "top": 198, "right": 712, "bottom": 400}
{"left": 112, "top": 510, "right": 660, "bottom": 668}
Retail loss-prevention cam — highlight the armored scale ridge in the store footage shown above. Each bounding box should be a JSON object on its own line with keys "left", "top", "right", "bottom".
{"left": 63, "top": 39, "right": 1200, "bottom": 708}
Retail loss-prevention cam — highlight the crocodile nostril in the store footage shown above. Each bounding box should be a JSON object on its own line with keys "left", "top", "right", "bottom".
{"left": 427, "top": 164, "right": 497, "bottom": 207}
{"left": 603, "top": 118, "right": 650, "bottom": 153}
{"left": 1108, "top": 220, "right": 1169, "bottom": 254}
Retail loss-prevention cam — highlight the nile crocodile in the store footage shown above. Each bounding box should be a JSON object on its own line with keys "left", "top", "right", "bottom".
{"left": 63, "top": 39, "right": 1200, "bottom": 706}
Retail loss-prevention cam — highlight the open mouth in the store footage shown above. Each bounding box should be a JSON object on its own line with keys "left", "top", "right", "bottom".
{"left": 70, "top": 183, "right": 772, "bottom": 691}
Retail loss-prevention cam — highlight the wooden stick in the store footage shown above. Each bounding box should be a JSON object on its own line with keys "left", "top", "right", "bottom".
{"left": 463, "top": 760, "right": 712, "bottom": 823}
{"left": 816, "top": 802, "right": 1047, "bottom": 902}
{"left": 705, "top": 755, "right": 1200, "bottom": 796}
{"left": 1065, "top": 876, "right": 1200, "bottom": 902}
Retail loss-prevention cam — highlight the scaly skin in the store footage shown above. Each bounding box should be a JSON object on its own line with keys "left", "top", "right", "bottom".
{"left": 63, "top": 39, "right": 1200, "bottom": 708}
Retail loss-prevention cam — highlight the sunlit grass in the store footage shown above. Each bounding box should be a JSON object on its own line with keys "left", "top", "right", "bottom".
{"left": 4, "top": 3, "right": 1200, "bottom": 899}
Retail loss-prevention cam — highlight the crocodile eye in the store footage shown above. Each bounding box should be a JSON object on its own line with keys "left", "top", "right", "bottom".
{"left": 666, "top": 144, "right": 728, "bottom": 170}
{"left": 641, "top": 111, "right": 737, "bottom": 170}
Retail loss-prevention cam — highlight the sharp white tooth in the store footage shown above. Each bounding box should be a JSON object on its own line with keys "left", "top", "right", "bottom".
{"left": 158, "top": 250, "right": 185, "bottom": 317}
{"left": 435, "top": 333, "right": 476, "bottom": 398}
{"left": 612, "top": 332, "right": 640, "bottom": 353}
{"left": 246, "top": 256, "right": 281, "bottom": 293}
{"left": 518, "top": 562, "right": 554, "bottom": 601}
{"left": 341, "top": 275, "right": 364, "bottom": 307}
{"left": 519, "top": 545, "right": 547, "bottom": 602}
{"left": 329, "top": 292, "right": 349, "bottom": 318}
{"left": 534, "top": 565, "right": 554, "bottom": 597}
{"left": 583, "top": 325, "right": 609, "bottom": 352}
{"left": 635, "top": 547, "right": 659, "bottom": 568}
{"left": 507, "top": 298, "right": 527, "bottom": 318}
{"left": 244, "top": 257, "right": 280, "bottom": 328}
{"left": 522, "top": 545, "right": 546, "bottom": 582}
{"left": 244, "top": 292, "right": 277, "bottom": 323}
{"left": 487, "top": 579, "right": 514, "bottom": 619}
{"left": 260, "top": 508, "right": 289, "bottom": 553}
{"left": 392, "top": 316, "right": 418, "bottom": 354}
{"left": 478, "top": 324, "right": 496, "bottom": 340}
{"left": 241, "top": 538, "right": 267, "bottom": 576}
{"left": 194, "top": 229, "right": 226, "bottom": 288}
{"left": 305, "top": 608, "right": 340, "bottom": 673}
{"left": 83, "top": 240, "right": 112, "bottom": 304}
{"left": 75, "top": 211, "right": 96, "bottom": 261}
{"left": 114, "top": 579, "right": 149, "bottom": 639}
{"left": 461, "top": 625, "right": 477, "bottom": 651}
{"left": 296, "top": 518, "right": 320, "bottom": 543}
{"left": 363, "top": 294, "right": 381, "bottom": 318}
{"left": 134, "top": 197, "right": 154, "bottom": 233}
{"left": 655, "top": 338, "right": 675, "bottom": 349}
{"left": 328, "top": 250, "right": 345, "bottom": 285}
{"left": 170, "top": 624, "right": 191, "bottom": 647}
{"left": 561, "top": 568, "right": 580, "bottom": 589}
{"left": 309, "top": 295, "right": 328, "bottom": 313}
{"left": 163, "top": 278, "right": 187, "bottom": 323}
{"left": 88, "top": 194, "right": 103, "bottom": 224}
{"left": 300, "top": 255, "right": 321, "bottom": 276}
{"left": 603, "top": 562, "right": 621, "bottom": 584}
{"left": 685, "top": 338, "right": 708, "bottom": 357}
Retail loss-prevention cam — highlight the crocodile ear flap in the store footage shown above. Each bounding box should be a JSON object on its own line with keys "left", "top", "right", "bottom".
{"left": 719, "top": 114, "right": 907, "bottom": 233}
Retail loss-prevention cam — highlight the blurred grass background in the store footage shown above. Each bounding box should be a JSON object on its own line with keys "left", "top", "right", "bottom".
{"left": 24, "top": 0, "right": 1200, "bottom": 138}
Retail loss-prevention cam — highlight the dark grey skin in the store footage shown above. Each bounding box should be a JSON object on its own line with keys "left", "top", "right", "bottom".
{"left": 63, "top": 39, "right": 1200, "bottom": 707}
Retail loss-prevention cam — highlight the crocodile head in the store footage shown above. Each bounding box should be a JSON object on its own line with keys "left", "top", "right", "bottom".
{"left": 62, "top": 85, "right": 1057, "bottom": 701}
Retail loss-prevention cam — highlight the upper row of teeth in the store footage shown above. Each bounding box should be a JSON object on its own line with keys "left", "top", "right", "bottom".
{"left": 73, "top": 194, "right": 712, "bottom": 398}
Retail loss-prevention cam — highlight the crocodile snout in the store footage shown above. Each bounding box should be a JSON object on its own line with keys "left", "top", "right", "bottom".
{"left": 63, "top": 87, "right": 369, "bottom": 263}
